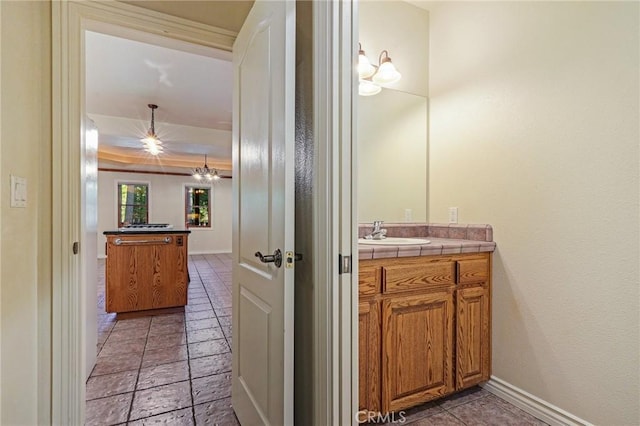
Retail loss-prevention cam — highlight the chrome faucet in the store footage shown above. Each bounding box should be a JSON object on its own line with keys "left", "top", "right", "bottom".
{"left": 364, "top": 220, "right": 387, "bottom": 240}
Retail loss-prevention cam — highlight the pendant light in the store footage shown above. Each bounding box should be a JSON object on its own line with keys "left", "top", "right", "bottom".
{"left": 372, "top": 50, "right": 402, "bottom": 86}
{"left": 193, "top": 155, "right": 220, "bottom": 181}
{"left": 141, "top": 104, "right": 163, "bottom": 156}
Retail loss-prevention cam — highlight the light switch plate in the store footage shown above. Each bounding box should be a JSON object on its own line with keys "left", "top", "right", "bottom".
{"left": 448, "top": 207, "right": 458, "bottom": 224}
{"left": 10, "top": 175, "right": 27, "bottom": 208}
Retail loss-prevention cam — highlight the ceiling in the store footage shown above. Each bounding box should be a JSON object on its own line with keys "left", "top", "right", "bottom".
{"left": 85, "top": 30, "right": 234, "bottom": 172}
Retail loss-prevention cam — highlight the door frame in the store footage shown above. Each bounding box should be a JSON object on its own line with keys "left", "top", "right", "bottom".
{"left": 51, "top": 2, "right": 235, "bottom": 423}
{"left": 51, "top": 0, "right": 357, "bottom": 424}
{"left": 312, "top": 1, "right": 359, "bottom": 424}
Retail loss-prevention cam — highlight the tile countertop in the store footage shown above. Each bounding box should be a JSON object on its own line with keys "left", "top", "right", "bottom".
{"left": 358, "top": 223, "right": 496, "bottom": 260}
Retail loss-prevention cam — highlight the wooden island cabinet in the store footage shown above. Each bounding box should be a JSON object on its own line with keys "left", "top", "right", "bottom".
{"left": 359, "top": 252, "right": 491, "bottom": 413}
{"left": 104, "top": 231, "right": 190, "bottom": 315}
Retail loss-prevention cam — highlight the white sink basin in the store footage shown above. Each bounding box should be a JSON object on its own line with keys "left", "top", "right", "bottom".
{"left": 358, "top": 237, "right": 431, "bottom": 246}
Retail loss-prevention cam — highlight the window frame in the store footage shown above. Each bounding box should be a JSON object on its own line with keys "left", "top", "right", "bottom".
{"left": 184, "top": 184, "right": 213, "bottom": 229}
{"left": 116, "top": 181, "right": 150, "bottom": 227}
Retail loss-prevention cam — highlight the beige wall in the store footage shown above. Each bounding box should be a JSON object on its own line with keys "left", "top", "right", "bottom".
{"left": 0, "top": 1, "right": 52, "bottom": 424}
{"left": 98, "top": 171, "right": 232, "bottom": 257}
{"left": 428, "top": 2, "right": 639, "bottom": 424}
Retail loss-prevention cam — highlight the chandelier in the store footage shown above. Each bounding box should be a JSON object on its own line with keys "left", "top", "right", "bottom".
{"left": 193, "top": 155, "right": 220, "bottom": 181}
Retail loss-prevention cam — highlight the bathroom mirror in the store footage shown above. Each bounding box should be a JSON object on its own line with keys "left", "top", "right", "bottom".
{"left": 357, "top": 89, "right": 428, "bottom": 223}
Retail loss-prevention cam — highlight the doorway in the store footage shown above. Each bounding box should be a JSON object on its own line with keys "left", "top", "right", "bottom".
{"left": 82, "top": 24, "right": 236, "bottom": 424}
{"left": 52, "top": 1, "right": 356, "bottom": 424}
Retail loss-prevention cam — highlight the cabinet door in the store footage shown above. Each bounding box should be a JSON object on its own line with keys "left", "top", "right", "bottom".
{"left": 359, "top": 300, "right": 381, "bottom": 412}
{"left": 382, "top": 291, "right": 454, "bottom": 412}
{"left": 456, "top": 285, "right": 490, "bottom": 389}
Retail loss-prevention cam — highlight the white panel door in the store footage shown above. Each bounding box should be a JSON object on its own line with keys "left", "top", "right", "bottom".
{"left": 231, "top": 1, "right": 295, "bottom": 425}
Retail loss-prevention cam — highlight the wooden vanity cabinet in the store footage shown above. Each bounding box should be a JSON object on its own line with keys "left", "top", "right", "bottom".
{"left": 358, "top": 252, "right": 491, "bottom": 413}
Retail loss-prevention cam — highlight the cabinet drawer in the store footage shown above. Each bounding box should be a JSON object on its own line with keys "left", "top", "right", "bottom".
{"left": 457, "top": 258, "right": 489, "bottom": 284}
{"left": 359, "top": 264, "right": 381, "bottom": 296}
{"left": 384, "top": 261, "right": 455, "bottom": 293}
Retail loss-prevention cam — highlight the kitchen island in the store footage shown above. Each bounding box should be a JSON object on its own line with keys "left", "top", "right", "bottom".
{"left": 103, "top": 229, "right": 191, "bottom": 316}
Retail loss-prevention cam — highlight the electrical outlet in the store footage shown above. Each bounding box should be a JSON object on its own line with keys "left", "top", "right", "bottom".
{"left": 448, "top": 207, "right": 458, "bottom": 224}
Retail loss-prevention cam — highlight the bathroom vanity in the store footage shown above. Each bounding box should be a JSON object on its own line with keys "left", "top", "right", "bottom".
{"left": 358, "top": 224, "right": 495, "bottom": 413}
{"left": 104, "top": 229, "right": 190, "bottom": 315}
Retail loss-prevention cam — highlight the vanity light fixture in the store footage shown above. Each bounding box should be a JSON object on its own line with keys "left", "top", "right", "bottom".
{"left": 372, "top": 50, "right": 402, "bottom": 85}
{"left": 141, "top": 104, "right": 163, "bottom": 156}
{"left": 357, "top": 44, "right": 402, "bottom": 96}
{"left": 358, "top": 43, "right": 376, "bottom": 79}
{"left": 193, "top": 154, "right": 220, "bottom": 181}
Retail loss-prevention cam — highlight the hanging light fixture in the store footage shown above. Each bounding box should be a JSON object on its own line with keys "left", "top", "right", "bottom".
{"left": 141, "top": 104, "right": 163, "bottom": 156}
{"left": 193, "top": 154, "right": 220, "bottom": 181}
{"left": 372, "top": 50, "right": 402, "bottom": 85}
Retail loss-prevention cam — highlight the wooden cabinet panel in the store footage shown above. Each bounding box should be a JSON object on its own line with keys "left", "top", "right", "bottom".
{"left": 457, "top": 258, "right": 489, "bottom": 284}
{"left": 456, "top": 285, "right": 491, "bottom": 389}
{"left": 359, "top": 300, "right": 381, "bottom": 412}
{"left": 384, "top": 261, "right": 455, "bottom": 294}
{"left": 382, "top": 291, "right": 455, "bottom": 412}
{"left": 359, "top": 263, "right": 381, "bottom": 297}
{"left": 106, "top": 234, "right": 188, "bottom": 313}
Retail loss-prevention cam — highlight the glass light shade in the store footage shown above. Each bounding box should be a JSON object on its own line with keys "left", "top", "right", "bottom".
{"left": 372, "top": 60, "right": 401, "bottom": 85}
{"left": 358, "top": 53, "right": 376, "bottom": 79}
{"left": 358, "top": 79, "right": 381, "bottom": 96}
{"left": 144, "top": 142, "right": 162, "bottom": 156}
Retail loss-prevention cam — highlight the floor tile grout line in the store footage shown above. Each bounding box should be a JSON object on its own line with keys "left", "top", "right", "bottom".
{"left": 124, "top": 317, "right": 151, "bottom": 424}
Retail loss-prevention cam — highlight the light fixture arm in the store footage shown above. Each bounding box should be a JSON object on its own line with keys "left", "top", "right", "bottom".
{"left": 378, "top": 50, "right": 391, "bottom": 65}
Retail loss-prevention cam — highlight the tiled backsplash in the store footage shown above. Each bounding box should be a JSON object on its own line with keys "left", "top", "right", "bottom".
{"left": 358, "top": 223, "right": 493, "bottom": 242}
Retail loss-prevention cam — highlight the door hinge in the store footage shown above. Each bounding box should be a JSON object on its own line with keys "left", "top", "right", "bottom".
{"left": 72, "top": 241, "right": 79, "bottom": 255}
{"left": 338, "top": 254, "right": 351, "bottom": 274}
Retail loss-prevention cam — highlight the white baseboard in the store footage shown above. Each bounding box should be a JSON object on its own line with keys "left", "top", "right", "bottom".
{"left": 188, "top": 250, "right": 232, "bottom": 255}
{"left": 482, "top": 376, "right": 592, "bottom": 426}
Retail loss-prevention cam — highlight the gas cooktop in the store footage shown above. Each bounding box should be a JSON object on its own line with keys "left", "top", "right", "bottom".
{"left": 118, "top": 223, "right": 174, "bottom": 232}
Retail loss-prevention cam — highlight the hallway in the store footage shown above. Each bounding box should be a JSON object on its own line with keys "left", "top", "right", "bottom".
{"left": 86, "top": 254, "right": 237, "bottom": 425}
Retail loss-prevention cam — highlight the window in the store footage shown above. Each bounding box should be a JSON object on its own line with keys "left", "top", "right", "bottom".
{"left": 117, "top": 182, "right": 149, "bottom": 227}
{"left": 185, "top": 186, "right": 211, "bottom": 228}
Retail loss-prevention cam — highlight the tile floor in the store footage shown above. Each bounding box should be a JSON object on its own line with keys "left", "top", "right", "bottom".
{"left": 376, "top": 387, "right": 549, "bottom": 425}
{"left": 87, "top": 254, "right": 236, "bottom": 426}
{"left": 88, "top": 253, "right": 548, "bottom": 426}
